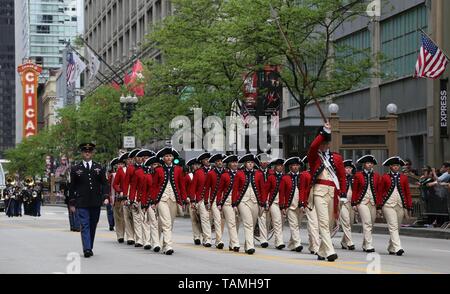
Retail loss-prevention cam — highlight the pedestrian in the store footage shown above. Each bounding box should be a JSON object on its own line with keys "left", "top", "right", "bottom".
{"left": 68, "top": 143, "right": 109, "bottom": 258}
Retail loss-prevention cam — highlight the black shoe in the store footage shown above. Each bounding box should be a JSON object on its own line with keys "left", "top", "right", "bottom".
{"left": 127, "top": 240, "right": 135, "bottom": 245}
{"left": 310, "top": 251, "right": 317, "bottom": 255}
{"left": 118, "top": 238, "right": 124, "bottom": 244}
{"left": 233, "top": 247, "right": 240, "bottom": 252}
{"left": 109, "top": 227, "right": 114, "bottom": 231}
{"left": 276, "top": 244, "right": 286, "bottom": 250}
{"left": 348, "top": 245, "right": 355, "bottom": 251}
{"left": 327, "top": 254, "right": 338, "bottom": 262}
{"left": 84, "top": 251, "right": 91, "bottom": 258}
{"left": 246, "top": 248, "right": 255, "bottom": 255}
{"left": 295, "top": 246, "right": 304, "bottom": 252}
{"left": 216, "top": 243, "right": 224, "bottom": 250}
{"left": 341, "top": 242, "right": 347, "bottom": 250}
{"left": 365, "top": 248, "right": 375, "bottom": 253}
{"left": 194, "top": 239, "right": 201, "bottom": 246}
{"left": 153, "top": 246, "right": 161, "bottom": 253}
{"left": 135, "top": 243, "right": 143, "bottom": 248}
{"left": 317, "top": 255, "right": 326, "bottom": 261}
{"left": 165, "top": 249, "right": 174, "bottom": 255}
{"left": 144, "top": 245, "right": 152, "bottom": 250}
{"left": 261, "top": 242, "right": 269, "bottom": 248}
{"left": 396, "top": 249, "right": 404, "bottom": 256}
{"left": 203, "top": 243, "right": 212, "bottom": 248}
{"left": 389, "top": 251, "right": 396, "bottom": 255}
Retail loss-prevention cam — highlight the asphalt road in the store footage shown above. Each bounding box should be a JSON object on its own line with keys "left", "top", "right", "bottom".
{"left": 0, "top": 206, "right": 449, "bottom": 274}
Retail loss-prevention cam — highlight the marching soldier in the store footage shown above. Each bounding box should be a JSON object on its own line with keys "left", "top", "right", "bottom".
{"left": 205, "top": 153, "right": 227, "bottom": 249}
{"left": 265, "top": 158, "right": 285, "bottom": 250}
{"left": 69, "top": 143, "right": 109, "bottom": 258}
{"left": 113, "top": 152, "right": 135, "bottom": 244}
{"left": 140, "top": 153, "right": 161, "bottom": 252}
{"left": 184, "top": 158, "right": 202, "bottom": 245}
{"left": 232, "top": 154, "right": 265, "bottom": 255}
{"left": 4, "top": 177, "right": 16, "bottom": 218}
{"left": 379, "top": 157, "right": 413, "bottom": 256}
{"left": 301, "top": 156, "right": 321, "bottom": 255}
{"left": 352, "top": 155, "right": 382, "bottom": 253}
{"left": 109, "top": 156, "right": 126, "bottom": 243}
{"left": 126, "top": 149, "right": 145, "bottom": 247}
{"left": 106, "top": 158, "right": 118, "bottom": 231}
{"left": 307, "top": 121, "right": 346, "bottom": 262}
{"left": 340, "top": 160, "right": 356, "bottom": 250}
{"left": 146, "top": 147, "right": 187, "bottom": 255}
{"left": 216, "top": 154, "right": 240, "bottom": 252}
{"left": 189, "top": 152, "right": 212, "bottom": 247}
{"left": 280, "top": 157, "right": 311, "bottom": 252}
{"left": 256, "top": 153, "right": 274, "bottom": 248}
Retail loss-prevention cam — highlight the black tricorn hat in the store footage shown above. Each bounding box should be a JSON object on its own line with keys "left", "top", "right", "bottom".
{"left": 156, "top": 147, "right": 180, "bottom": 159}
{"left": 118, "top": 152, "right": 129, "bottom": 163}
{"left": 79, "top": 143, "right": 96, "bottom": 152}
{"left": 129, "top": 149, "right": 141, "bottom": 159}
{"left": 223, "top": 154, "right": 239, "bottom": 164}
{"left": 136, "top": 149, "right": 156, "bottom": 158}
{"left": 238, "top": 153, "right": 258, "bottom": 164}
{"left": 144, "top": 156, "right": 162, "bottom": 167}
{"left": 110, "top": 157, "right": 119, "bottom": 167}
{"left": 284, "top": 157, "right": 304, "bottom": 167}
{"left": 269, "top": 158, "right": 285, "bottom": 166}
{"left": 256, "top": 153, "right": 271, "bottom": 163}
{"left": 343, "top": 159, "right": 356, "bottom": 170}
{"left": 383, "top": 156, "right": 406, "bottom": 167}
{"left": 302, "top": 156, "right": 308, "bottom": 164}
{"left": 197, "top": 152, "right": 211, "bottom": 162}
{"left": 357, "top": 155, "right": 378, "bottom": 165}
{"left": 186, "top": 158, "right": 200, "bottom": 166}
{"left": 209, "top": 153, "right": 226, "bottom": 163}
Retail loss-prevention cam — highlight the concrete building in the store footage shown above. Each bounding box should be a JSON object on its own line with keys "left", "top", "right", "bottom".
{"left": 83, "top": 0, "right": 174, "bottom": 91}
{"left": 280, "top": 0, "right": 450, "bottom": 168}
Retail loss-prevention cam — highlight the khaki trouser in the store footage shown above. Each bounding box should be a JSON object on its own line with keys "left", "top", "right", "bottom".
{"left": 258, "top": 211, "right": 269, "bottom": 244}
{"left": 130, "top": 203, "right": 144, "bottom": 245}
{"left": 222, "top": 203, "right": 240, "bottom": 249}
{"left": 314, "top": 184, "right": 336, "bottom": 258}
{"left": 306, "top": 203, "right": 321, "bottom": 254}
{"left": 123, "top": 204, "right": 135, "bottom": 242}
{"left": 196, "top": 201, "right": 212, "bottom": 244}
{"left": 287, "top": 207, "right": 305, "bottom": 250}
{"left": 142, "top": 207, "right": 160, "bottom": 248}
{"left": 211, "top": 202, "right": 224, "bottom": 246}
{"left": 188, "top": 205, "right": 202, "bottom": 241}
{"left": 157, "top": 198, "right": 178, "bottom": 252}
{"left": 113, "top": 202, "right": 125, "bottom": 240}
{"left": 358, "top": 202, "right": 377, "bottom": 250}
{"left": 382, "top": 205, "right": 405, "bottom": 253}
{"left": 339, "top": 202, "right": 354, "bottom": 247}
{"left": 238, "top": 200, "right": 259, "bottom": 251}
{"left": 270, "top": 203, "right": 284, "bottom": 247}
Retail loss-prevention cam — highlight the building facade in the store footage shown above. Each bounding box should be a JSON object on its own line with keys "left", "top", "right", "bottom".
{"left": 280, "top": 0, "right": 450, "bottom": 169}
{"left": 0, "top": 0, "right": 16, "bottom": 157}
{"left": 83, "top": 0, "right": 173, "bottom": 91}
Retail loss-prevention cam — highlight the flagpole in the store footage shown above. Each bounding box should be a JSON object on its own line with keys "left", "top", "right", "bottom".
{"left": 418, "top": 28, "right": 450, "bottom": 61}
{"left": 68, "top": 45, "right": 108, "bottom": 84}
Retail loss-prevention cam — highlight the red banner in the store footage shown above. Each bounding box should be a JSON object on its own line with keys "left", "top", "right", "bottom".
{"left": 17, "top": 60, "right": 42, "bottom": 138}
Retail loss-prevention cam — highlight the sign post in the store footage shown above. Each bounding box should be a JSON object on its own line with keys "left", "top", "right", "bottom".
{"left": 123, "top": 136, "right": 136, "bottom": 149}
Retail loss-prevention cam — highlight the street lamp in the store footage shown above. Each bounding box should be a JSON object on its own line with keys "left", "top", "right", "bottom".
{"left": 120, "top": 94, "right": 139, "bottom": 121}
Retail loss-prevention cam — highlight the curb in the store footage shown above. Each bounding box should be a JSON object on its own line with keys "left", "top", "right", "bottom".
{"left": 351, "top": 224, "right": 450, "bottom": 240}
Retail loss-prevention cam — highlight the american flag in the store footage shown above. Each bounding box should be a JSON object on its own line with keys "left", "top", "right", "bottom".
{"left": 414, "top": 33, "right": 448, "bottom": 79}
{"left": 66, "top": 52, "right": 75, "bottom": 86}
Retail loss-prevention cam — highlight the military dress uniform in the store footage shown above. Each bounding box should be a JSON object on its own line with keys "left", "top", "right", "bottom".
{"left": 352, "top": 155, "right": 382, "bottom": 252}
{"left": 69, "top": 143, "right": 109, "bottom": 257}
{"left": 379, "top": 157, "right": 413, "bottom": 256}
{"left": 265, "top": 158, "right": 285, "bottom": 250}
{"left": 257, "top": 153, "right": 274, "bottom": 248}
{"left": 279, "top": 157, "right": 311, "bottom": 252}
{"left": 339, "top": 160, "right": 356, "bottom": 250}
{"left": 128, "top": 161, "right": 146, "bottom": 247}
{"left": 216, "top": 154, "right": 240, "bottom": 251}
{"left": 232, "top": 154, "right": 265, "bottom": 255}
{"left": 110, "top": 154, "right": 128, "bottom": 243}
{"left": 308, "top": 127, "right": 346, "bottom": 262}
{"left": 205, "top": 153, "right": 227, "bottom": 249}
{"left": 185, "top": 158, "right": 202, "bottom": 245}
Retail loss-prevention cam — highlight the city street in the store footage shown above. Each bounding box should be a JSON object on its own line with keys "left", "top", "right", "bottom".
{"left": 0, "top": 206, "right": 449, "bottom": 274}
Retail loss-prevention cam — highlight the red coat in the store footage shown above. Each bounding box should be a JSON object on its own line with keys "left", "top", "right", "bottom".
{"left": 129, "top": 166, "right": 145, "bottom": 202}
{"left": 113, "top": 166, "right": 129, "bottom": 195}
{"left": 205, "top": 168, "right": 226, "bottom": 204}
{"left": 184, "top": 173, "right": 194, "bottom": 202}
{"left": 307, "top": 128, "right": 346, "bottom": 216}
{"left": 378, "top": 173, "right": 412, "bottom": 210}
{"left": 140, "top": 173, "right": 153, "bottom": 206}
{"left": 231, "top": 169, "right": 265, "bottom": 207}
{"left": 124, "top": 164, "right": 136, "bottom": 197}
{"left": 216, "top": 170, "right": 237, "bottom": 206}
{"left": 149, "top": 165, "right": 187, "bottom": 206}
{"left": 279, "top": 172, "right": 311, "bottom": 209}
{"left": 189, "top": 168, "right": 208, "bottom": 203}
{"left": 351, "top": 171, "right": 382, "bottom": 206}
{"left": 265, "top": 172, "right": 284, "bottom": 205}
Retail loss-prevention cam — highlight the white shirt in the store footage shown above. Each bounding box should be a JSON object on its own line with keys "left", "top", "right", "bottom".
{"left": 83, "top": 160, "right": 93, "bottom": 170}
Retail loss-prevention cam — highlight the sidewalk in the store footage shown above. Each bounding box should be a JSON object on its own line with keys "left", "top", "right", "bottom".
{"left": 351, "top": 223, "right": 450, "bottom": 240}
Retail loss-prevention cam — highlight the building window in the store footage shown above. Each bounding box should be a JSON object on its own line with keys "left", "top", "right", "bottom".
{"left": 381, "top": 4, "right": 428, "bottom": 80}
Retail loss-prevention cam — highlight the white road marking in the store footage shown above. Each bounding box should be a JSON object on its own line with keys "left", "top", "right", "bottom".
{"left": 432, "top": 249, "right": 450, "bottom": 254}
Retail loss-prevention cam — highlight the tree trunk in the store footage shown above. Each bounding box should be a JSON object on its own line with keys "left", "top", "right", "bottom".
{"left": 298, "top": 95, "right": 307, "bottom": 156}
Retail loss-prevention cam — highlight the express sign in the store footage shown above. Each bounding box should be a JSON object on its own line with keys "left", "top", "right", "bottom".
{"left": 17, "top": 60, "right": 42, "bottom": 138}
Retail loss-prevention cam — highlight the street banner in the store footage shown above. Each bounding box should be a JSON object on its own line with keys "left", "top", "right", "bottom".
{"left": 17, "top": 59, "right": 42, "bottom": 138}
{"left": 242, "top": 72, "right": 258, "bottom": 115}
{"left": 262, "top": 65, "right": 282, "bottom": 116}
{"left": 440, "top": 79, "right": 448, "bottom": 138}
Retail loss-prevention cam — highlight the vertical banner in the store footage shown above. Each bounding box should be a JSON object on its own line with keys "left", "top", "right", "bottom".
{"left": 441, "top": 79, "right": 448, "bottom": 138}
{"left": 17, "top": 60, "right": 42, "bottom": 138}
{"left": 242, "top": 72, "right": 258, "bottom": 115}
{"left": 262, "top": 65, "right": 282, "bottom": 116}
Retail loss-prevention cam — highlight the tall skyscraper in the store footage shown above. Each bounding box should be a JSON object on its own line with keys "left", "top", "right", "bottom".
{"left": 0, "top": 0, "right": 16, "bottom": 157}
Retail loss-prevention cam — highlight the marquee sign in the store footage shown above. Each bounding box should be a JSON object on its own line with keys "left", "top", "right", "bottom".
{"left": 17, "top": 60, "right": 42, "bottom": 138}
